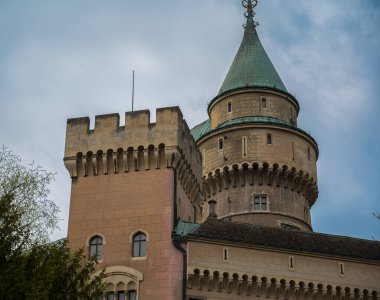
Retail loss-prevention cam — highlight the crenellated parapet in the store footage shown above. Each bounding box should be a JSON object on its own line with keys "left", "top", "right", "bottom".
{"left": 187, "top": 269, "right": 379, "bottom": 300}
{"left": 203, "top": 162, "right": 318, "bottom": 206}
{"left": 63, "top": 107, "right": 203, "bottom": 205}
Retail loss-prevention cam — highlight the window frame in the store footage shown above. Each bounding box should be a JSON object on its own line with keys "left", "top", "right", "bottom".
{"left": 227, "top": 100, "right": 232, "bottom": 114}
{"left": 252, "top": 193, "right": 269, "bottom": 211}
{"left": 89, "top": 235, "right": 103, "bottom": 261}
{"left": 117, "top": 291, "right": 126, "bottom": 300}
{"left": 242, "top": 136, "right": 248, "bottom": 157}
{"left": 127, "top": 291, "right": 137, "bottom": 300}
{"left": 261, "top": 96, "right": 267, "bottom": 110}
{"left": 132, "top": 232, "right": 147, "bottom": 257}
{"left": 218, "top": 137, "right": 224, "bottom": 151}
{"left": 289, "top": 256, "right": 295, "bottom": 271}
{"left": 266, "top": 133, "right": 272, "bottom": 145}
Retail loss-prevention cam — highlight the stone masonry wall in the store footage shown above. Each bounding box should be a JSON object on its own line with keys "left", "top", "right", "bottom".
{"left": 186, "top": 241, "right": 380, "bottom": 300}
{"left": 209, "top": 89, "right": 299, "bottom": 129}
{"left": 68, "top": 169, "right": 182, "bottom": 300}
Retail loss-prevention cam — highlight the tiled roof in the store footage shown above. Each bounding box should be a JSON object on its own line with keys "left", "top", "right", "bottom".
{"left": 218, "top": 14, "right": 287, "bottom": 96}
{"left": 190, "top": 117, "right": 317, "bottom": 148}
{"left": 186, "top": 218, "right": 380, "bottom": 261}
{"left": 190, "top": 119, "right": 211, "bottom": 142}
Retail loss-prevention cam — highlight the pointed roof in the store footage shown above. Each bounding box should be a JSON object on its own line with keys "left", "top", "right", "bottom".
{"left": 218, "top": 7, "right": 287, "bottom": 95}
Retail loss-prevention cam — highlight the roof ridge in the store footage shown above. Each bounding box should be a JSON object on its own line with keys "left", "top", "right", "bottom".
{"left": 198, "top": 218, "right": 380, "bottom": 244}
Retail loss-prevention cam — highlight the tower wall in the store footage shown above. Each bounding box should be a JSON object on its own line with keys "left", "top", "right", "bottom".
{"left": 198, "top": 125, "right": 318, "bottom": 229}
{"left": 68, "top": 170, "right": 182, "bottom": 299}
{"left": 209, "top": 89, "right": 299, "bottom": 129}
{"left": 64, "top": 107, "right": 203, "bottom": 299}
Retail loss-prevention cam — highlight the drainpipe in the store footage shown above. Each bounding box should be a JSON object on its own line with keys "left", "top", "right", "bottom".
{"left": 172, "top": 233, "right": 187, "bottom": 300}
{"left": 172, "top": 167, "right": 187, "bottom": 300}
{"left": 173, "top": 168, "right": 178, "bottom": 228}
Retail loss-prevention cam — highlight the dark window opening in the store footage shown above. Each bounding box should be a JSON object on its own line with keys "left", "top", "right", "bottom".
{"left": 267, "top": 134, "right": 272, "bottom": 145}
{"left": 261, "top": 97, "right": 267, "bottom": 109}
{"left": 107, "top": 292, "right": 114, "bottom": 300}
{"left": 227, "top": 101, "right": 232, "bottom": 113}
{"left": 242, "top": 136, "right": 247, "bottom": 157}
{"left": 129, "top": 291, "right": 137, "bottom": 300}
{"left": 218, "top": 138, "right": 224, "bottom": 150}
{"left": 289, "top": 256, "right": 295, "bottom": 270}
{"left": 89, "top": 236, "right": 103, "bottom": 260}
{"left": 223, "top": 248, "right": 228, "bottom": 260}
{"left": 339, "top": 263, "right": 344, "bottom": 275}
{"left": 133, "top": 233, "right": 146, "bottom": 257}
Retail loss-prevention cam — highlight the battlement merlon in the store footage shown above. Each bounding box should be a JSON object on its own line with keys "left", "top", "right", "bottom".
{"left": 64, "top": 106, "right": 202, "bottom": 179}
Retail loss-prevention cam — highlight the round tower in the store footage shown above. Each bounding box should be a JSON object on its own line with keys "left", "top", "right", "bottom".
{"left": 192, "top": 0, "right": 318, "bottom": 231}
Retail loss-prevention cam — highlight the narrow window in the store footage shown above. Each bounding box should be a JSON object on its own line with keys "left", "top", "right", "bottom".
{"left": 227, "top": 101, "right": 232, "bottom": 113}
{"left": 267, "top": 134, "right": 272, "bottom": 145}
{"left": 202, "top": 149, "right": 205, "bottom": 170}
{"left": 128, "top": 291, "right": 137, "bottom": 300}
{"left": 223, "top": 248, "right": 229, "bottom": 262}
{"left": 133, "top": 232, "right": 146, "bottom": 257}
{"left": 89, "top": 236, "right": 103, "bottom": 260}
{"left": 339, "top": 263, "right": 344, "bottom": 276}
{"left": 261, "top": 195, "right": 267, "bottom": 211}
{"left": 289, "top": 256, "right": 295, "bottom": 270}
{"left": 254, "top": 196, "right": 260, "bottom": 210}
{"left": 242, "top": 136, "right": 247, "bottom": 157}
{"left": 307, "top": 147, "right": 311, "bottom": 160}
{"left": 261, "top": 97, "right": 267, "bottom": 109}
{"left": 292, "top": 142, "right": 295, "bottom": 161}
{"left": 107, "top": 292, "right": 114, "bottom": 300}
{"left": 218, "top": 137, "right": 224, "bottom": 151}
{"left": 118, "top": 292, "right": 125, "bottom": 300}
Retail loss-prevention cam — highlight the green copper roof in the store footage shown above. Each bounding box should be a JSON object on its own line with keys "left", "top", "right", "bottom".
{"left": 191, "top": 119, "right": 211, "bottom": 142}
{"left": 174, "top": 221, "right": 200, "bottom": 237}
{"left": 218, "top": 15, "right": 287, "bottom": 95}
{"left": 190, "top": 116, "right": 318, "bottom": 152}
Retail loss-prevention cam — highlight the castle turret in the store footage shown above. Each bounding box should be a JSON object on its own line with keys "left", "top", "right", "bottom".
{"left": 192, "top": 0, "right": 318, "bottom": 231}
{"left": 64, "top": 107, "right": 203, "bottom": 299}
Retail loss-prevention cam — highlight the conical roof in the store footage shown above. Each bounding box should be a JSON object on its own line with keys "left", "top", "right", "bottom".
{"left": 218, "top": 13, "right": 287, "bottom": 95}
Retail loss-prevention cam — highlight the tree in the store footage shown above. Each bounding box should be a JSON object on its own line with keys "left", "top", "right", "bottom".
{"left": 0, "top": 147, "right": 105, "bottom": 299}
{"left": 0, "top": 146, "right": 57, "bottom": 246}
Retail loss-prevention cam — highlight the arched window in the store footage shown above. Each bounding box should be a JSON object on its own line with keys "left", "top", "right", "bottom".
{"left": 132, "top": 232, "right": 146, "bottom": 257}
{"left": 89, "top": 236, "right": 103, "bottom": 260}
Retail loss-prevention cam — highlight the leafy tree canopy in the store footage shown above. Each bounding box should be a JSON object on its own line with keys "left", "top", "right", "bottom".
{"left": 0, "top": 147, "right": 105, "bottom": 299}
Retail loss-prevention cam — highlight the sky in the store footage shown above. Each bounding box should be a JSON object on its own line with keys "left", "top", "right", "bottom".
{"left": 0, "top": 0, "right": 379, "bottom": 241}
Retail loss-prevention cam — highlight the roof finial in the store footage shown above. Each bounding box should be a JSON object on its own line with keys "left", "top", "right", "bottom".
{"left": 242, "top": 0, "right": 259, "bottom": 28}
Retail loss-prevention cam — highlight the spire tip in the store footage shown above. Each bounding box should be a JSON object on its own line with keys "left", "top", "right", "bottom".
{"left": 242, "top": 0, "right": 259, "bottom": 28}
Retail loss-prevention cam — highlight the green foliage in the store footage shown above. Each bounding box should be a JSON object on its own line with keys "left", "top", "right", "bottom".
{"left": 20, "top": 239, "right": 105, "bottom": 299}
{"left": 0, "top": 146, "right": 58, "bottom": 245}
{"left": 0, "top": 147, "right": 105, "bottom": 299}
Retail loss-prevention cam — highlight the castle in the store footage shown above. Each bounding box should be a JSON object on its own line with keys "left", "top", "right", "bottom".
{"left": 64, "top": 1, "right": 380, "bottom": 299}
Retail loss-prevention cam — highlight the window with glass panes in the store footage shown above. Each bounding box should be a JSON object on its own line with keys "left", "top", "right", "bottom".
{"left": 89, "top": 236, "right": 103, "bottom": 260}
{"left": 133, "top": 233, "right": 146, "bottom": 257}
{"left": 253, "top": 194, "right": 268, "bottom": 211}
{"left": 128, "top": 291, "right": 137, "bottom": 300}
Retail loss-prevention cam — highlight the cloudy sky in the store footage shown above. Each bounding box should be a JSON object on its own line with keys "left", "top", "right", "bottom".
{"left": 1, "top": 0, "right": 379, "bottom": 241}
